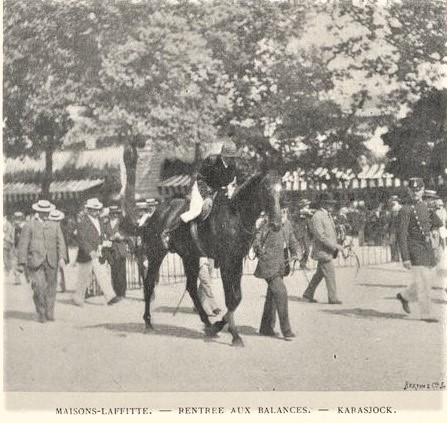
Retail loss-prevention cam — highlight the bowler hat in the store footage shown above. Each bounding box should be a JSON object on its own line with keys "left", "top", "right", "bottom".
{"left": 32, "top": 199, "right": 56, "bottom": 213}
{"left": 280, "top": 196, "right": 289, "bottom": 209}
{"left": 85, "top": 198, "right": 103, "bottom": 210}
{"left": 408, "top": 177, "right": 425, "bottom": 190}
{"left": 49, "top": 210, "right": 65, "bottom": 221}
{"left": 318, "top": 192, "right": 337, "bottom": 205}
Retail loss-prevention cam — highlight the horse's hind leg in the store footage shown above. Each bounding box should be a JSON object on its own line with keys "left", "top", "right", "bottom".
{"left": 143, "top": 252, "right": 165, "bottom": 332}
{"left": 183, "top": 255, "right": 212, "bottom": 331}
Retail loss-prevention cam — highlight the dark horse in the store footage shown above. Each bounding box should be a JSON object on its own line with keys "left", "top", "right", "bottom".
{"left": 137, "top": 170, "right": 282, "bottom": 346}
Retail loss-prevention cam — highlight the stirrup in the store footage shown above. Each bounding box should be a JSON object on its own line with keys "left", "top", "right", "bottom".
{"left": 161, "top": 230, "right": 170, "bottom": 250}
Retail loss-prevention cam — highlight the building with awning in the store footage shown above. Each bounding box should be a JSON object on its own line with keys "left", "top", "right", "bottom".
{"left": 3, "top": 146, "right": 122, "bottom": 214}
{"left": 157, "top": 175, "right": 192, "bottom": 197}
{"left": 3, "top": 179, "right": 104, "bottom": 203}
{"left": 3, "top": 142, "right": 222, "bottom": 213}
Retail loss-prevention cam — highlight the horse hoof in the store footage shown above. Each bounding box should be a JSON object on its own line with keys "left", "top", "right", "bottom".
{"left": 144, "top": 324, "right": 156, "bottom": 333}
{"left": 204, "top": 325, "right": 219, "bottom": 338}
{"left": 232, "top": 337, "right": 244, "bottom": 348}
{"left": 212, "top": 320, "right": 227, "bottom": 334}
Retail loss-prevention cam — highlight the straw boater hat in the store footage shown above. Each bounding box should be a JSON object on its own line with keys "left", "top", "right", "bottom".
{"left": 49, "top": 210, "right": 65, "bottom": 221}
{"left": 136, "top": 201, "right": 149, "bottom": 210}
{"left": 32, "top": 200, "right": 56, "bottom": 213}
{"left": 423, "top": 189, "right": 439, "bottom": 200}
{"left": 109, "top": 205, "right": 121, "bottom": 214}
{"left": 298, "top": 198, "right": 311, "bottom": 208}
{"left": 85, "top": 198, "right": 103, "bottom": 210}
{"left": 146, "top": 198, "right": 158, "bottom": 206}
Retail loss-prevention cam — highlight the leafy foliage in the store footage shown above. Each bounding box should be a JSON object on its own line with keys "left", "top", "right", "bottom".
{"left": 3, "top": 0, "right": 447, "bottom": 190}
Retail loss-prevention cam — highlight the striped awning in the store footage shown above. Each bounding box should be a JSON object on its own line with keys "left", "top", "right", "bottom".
{"left": 157, "top": 175, "right": 192, "bottom": 197}
{"left": 3, "top": 179, "right": 104, "bottom": 202}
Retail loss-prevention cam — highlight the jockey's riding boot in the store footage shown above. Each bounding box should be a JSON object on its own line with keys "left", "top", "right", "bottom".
{"left": 161, "top": 219, "right": 182, "bottom": 251}
{"left": 161, "top": 229, "right": 171, "bottom": 250}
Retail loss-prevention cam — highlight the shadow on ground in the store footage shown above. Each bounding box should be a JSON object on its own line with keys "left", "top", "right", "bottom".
{"left": 289, "top": 296, "right": 315, "bottom": 303}
{"left": 358, "top": 283, "right": 407, "bottom": 289}
{"left": 82, "top": 322, "right": 207, "bottom": 340}
{"left": 4, "top": 310, "right": 37, "bottom": 322}
{"left": 57, "top": 298, "right": 105, "bottom": 307}
{"left": 154, "top": 306, "right": 196, "bottom": 315}
{"left": 233, "top": 325, "right": 259, "bottom": 336}
{"left": 321, "top": 307, "right": 408, "bottom": 320}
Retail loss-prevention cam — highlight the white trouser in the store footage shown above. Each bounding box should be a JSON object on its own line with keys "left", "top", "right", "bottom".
{"left": 180, "top": 181, "right": 204, "bottom": 223}
{"left": 74, "top": 258, "right": 115, "bottom": 305}
{"left": 197, "top": 257, "right": 219, "bottom": 314}
{"left": 402, "top": 266, "right": 433, "bottom": 319}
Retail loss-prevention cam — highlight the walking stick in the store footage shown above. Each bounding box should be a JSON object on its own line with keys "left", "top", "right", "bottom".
{"left": 173, "top": 288, "right": 188, "bottom": 316}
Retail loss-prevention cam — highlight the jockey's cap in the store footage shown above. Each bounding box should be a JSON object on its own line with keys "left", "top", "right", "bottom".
{"left": 221, "top": 138, "right": 238, "bottom": 157}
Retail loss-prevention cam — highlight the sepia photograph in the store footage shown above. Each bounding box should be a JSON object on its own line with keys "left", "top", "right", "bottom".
{"left": 2, "top": 0, "right": 447, "bottom": 417}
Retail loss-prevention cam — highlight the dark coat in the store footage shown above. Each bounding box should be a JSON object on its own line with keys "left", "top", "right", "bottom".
{"left": 397, "top": 201, "right": 442, "bottom": 267}
{"left": 76, "top": 214, "right": 112, "bottom": 263}
{"left": 253, "top": 218, "right": 299, "bottom": 280}
{"left": 197, "top": 154, "right": 236, "bottom": 197}
{"left": 108, "top": 219, "right": 128, "bottom": 262}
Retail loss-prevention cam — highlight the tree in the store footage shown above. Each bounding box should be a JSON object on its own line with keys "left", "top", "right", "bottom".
{"left": 382, "top": 89, "right": 447, "bottom": 182}
{"left": 81, "top": 2, "right": 229, "bottom": 218}
{"left": 3, "top": 0, "right": 97, "bottom": 197}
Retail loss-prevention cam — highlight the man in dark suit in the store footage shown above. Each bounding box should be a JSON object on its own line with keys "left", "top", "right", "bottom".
{"left": 303, "top": 193, "right": 343, "bottom": 304}
{"left": 396, "top": 178, "right": 442, "bottom": 322}
{"left": 253, "top": 200, "right": 299, "bottom": 339}
{"left": 161, "top": 138, "right": 239, "bottom": 249}
{"left": 73, "top": 198, "right": 120, "bottom": 306}
{"left": 17, "top": 200, "right": 67, "bottom": 322}
{"left": 388, "top": 195, "right": 402, "bottom": 262}
{"left": 107, "top": 206, "right": 128, "bottom": 299}
{"left": 294, "top": 198, "right": 313, "bottom": 269}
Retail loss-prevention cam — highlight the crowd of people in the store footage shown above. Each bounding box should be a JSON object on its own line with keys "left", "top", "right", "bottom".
{"left": 3, "top": 197, "right": 156, "bottom": 322}
{"left": 3, "top": 153, "right": 447, "bottom": 334}
{"left": 255, "top": 177, "right": 447, "bottom": 337}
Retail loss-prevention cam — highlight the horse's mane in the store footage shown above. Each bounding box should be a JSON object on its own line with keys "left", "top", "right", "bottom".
{"left": 231, "top": 173, "right": 263, "bottom": 205}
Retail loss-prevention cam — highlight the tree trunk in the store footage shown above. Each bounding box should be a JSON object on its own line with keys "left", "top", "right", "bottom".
{"left": 121, "top": 141, "right": 139, "bottom": 224}
{"left": 41, "top": 144, "right": 54, "bottom": 200}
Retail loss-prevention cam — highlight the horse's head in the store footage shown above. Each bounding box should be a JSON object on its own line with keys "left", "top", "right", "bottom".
{"left": 231, "top": 169, "right": 282, "bottom": 232}
{"left": 259, "top": 170, "right": 282, "bottom": 231}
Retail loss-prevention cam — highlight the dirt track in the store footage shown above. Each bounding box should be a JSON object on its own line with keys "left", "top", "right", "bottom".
{"left": 3, "top": 263, "right": 446, "bottom": 392}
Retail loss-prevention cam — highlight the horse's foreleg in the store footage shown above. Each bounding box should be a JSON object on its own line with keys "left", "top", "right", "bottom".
{"left": 217, "top": 260, "right": 244, "bottom": 346}
{"left": 183, "top": 256, "right": 212, "bottom": 331}
{"left": 227, "top": 311, "right": 244, "bottom": 347}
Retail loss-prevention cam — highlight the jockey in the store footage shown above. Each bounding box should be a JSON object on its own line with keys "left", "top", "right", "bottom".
{"left": 161, "top": 138, "right": 239, "bottom": 250}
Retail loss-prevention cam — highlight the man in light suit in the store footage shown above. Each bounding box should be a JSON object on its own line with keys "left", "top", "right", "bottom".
{"left": 303, "top": 193, "right": 343, "bottom": 304}
{"left": 74, "top": 198, "right": 120, "bottom": 306}
{"left": 17, "top": 200, "right": 67, "bottom": 323}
